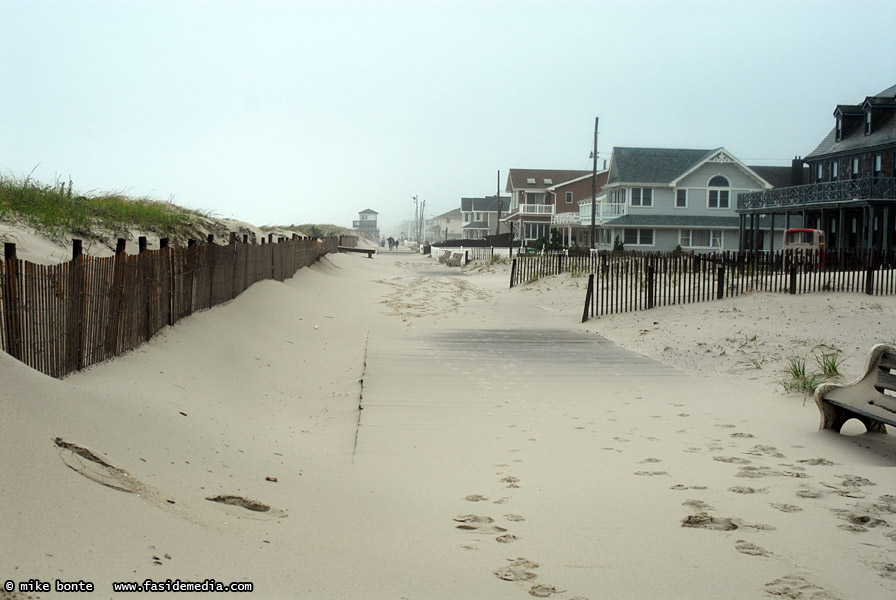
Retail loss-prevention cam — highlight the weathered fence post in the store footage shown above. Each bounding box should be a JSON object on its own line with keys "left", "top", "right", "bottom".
{"left": 647, "top": 264, "right": 655, "bottom": 309}
{"left": 2, "top": 243, "right": 23, "bottom": 361}
{"left": 582, "top": 273, "right": 594, "bottom": 323}
{"left": 509, "top": 258, "right": 517, "bottom": 288}
{"left": 104, "top": 239, "right": 127, "bottom": 356}
{"left": 71, "top": 239, "right": 86, "bottom": 371}
{"left": 716, "top": 266, "right": 725, "bottom": 300}
{"left": 865, "top": 264, "right": 875, "bottom": 295}
{"left": 789, "top": 263, "right": 797, "bottom": 295}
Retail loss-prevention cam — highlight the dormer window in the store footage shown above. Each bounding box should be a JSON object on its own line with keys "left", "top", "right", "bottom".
{"left": 526, "top": 178, "right": 536, "bottom": 185}
{"left": 865, "top": 110, "right": 872, "bottom": 135}
{"left": 543, "top": 178, "right": 552, "bottom": 185}
{"left": 836, "top": 116, "right": 842, "bottom": 141}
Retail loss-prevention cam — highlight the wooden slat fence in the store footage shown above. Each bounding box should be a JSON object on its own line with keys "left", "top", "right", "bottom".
{"left": 1, "top": 235, "right": 338, "bottom": 378}
{"left": 578, "top": 249, "right": 896, "bottom": 321}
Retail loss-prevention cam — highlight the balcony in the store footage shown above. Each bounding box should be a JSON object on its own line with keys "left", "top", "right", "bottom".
{"left": 577, "top": 202, "right": 627, "bottom": 223}
{"left": 737, "top": 177, "right": 896, "bottom": 212}
{"left": 516, "top": 203, "right": 555, "bottom": 216}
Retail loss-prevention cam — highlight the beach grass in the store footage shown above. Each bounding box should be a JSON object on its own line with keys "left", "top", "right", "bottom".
{"left": 0, "top": 174, "right": 210, "bottom": 242}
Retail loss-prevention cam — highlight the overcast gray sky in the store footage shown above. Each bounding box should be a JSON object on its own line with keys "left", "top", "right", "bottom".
{"left": 2, "top": 0, "right": 894, "bottom": 236}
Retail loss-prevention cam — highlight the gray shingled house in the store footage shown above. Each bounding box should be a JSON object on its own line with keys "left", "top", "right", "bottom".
{"left": 597, "top": 147, "right": 791, "bottom": 252}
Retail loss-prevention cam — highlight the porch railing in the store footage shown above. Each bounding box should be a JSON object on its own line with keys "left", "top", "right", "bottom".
{"left": 738, "top": 177, "right": 896, "bottom": 211}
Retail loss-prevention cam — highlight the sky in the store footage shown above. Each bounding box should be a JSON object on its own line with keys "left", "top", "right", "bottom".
{"left": 1, "top": 0, "right": 894, "bottom": 237}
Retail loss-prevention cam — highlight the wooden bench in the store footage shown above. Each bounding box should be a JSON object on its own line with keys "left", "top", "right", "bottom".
{"left": 337, "top": 246, "right": 376, "bottom": 259}
{"left": 814, "top": 344, "right": 896, "bottom": 433}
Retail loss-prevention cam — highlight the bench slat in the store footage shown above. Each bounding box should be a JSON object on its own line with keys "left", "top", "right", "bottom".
{"left": 877, "top": 369, "right": 896, "bottom": 393}
{"left": 880, "top": 353, "right": 896, "bottom": 371}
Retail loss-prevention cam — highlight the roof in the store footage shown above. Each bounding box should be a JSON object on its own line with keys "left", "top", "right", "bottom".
{"left": 435, "top": 208, "right": 462, "bottom": 219}
{"left": 607, "top": 147, "right": 717, "bottom": 184}
{"left": 748, "top": 165, "right": 804, "bottom": 189}
{"left": 461, "top": 195, "right": 510, "bottom": 212}
{"left": 359, "top": 208, "right": 378, "bottom": 215}
{"left": 606, "top": 147, "right": 771, "bottom": 189}
{"left": 462, "top": 221, "right": 491, "bottom": 230}
{"left": 806, "top": 83, "right": 896, "bottom": 159}
{"left": 506, "top": 169, "right": 590, "bottom": 191}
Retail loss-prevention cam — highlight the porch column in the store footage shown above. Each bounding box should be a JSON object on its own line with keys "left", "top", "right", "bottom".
{"left": 838, "top": 207, "right": 847, "bottom": 250}
{"left": 883, "top": 206, "right": 890, "bottom": 252}
{"left": 751, "top": 213, "right": 759, "bottom": 251}
{"left": 769, "top": 213, "right": 776, "bottom": 253}
{"left": 866, "top": 205, "right": 874, "bottom": 249}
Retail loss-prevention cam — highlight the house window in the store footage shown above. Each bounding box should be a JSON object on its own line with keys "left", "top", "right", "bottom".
{"left": 836, "top": 116, "right": 842, "bottom": 141}
{"left": 680, "top": 229, "right": 722, "bottom": 248}
{"left": 631, "top": 188, "right": 653, "bottom": 207}
{"left": 831, "top": 161, "right": 838, "bottom": 180}
{"left": 525, "top": 192, "right": 545, "bottom": 204}
{"left": 707, "top": 176, "right": 730, "bottom": 209}
{"left": 524, "top": 222, "right": 548, "bottom": 240}
{"left": 676, "top": 189, "right": 687, "bottom": 208}
{"left": 851, "top": 157, "right": 860, "bottom": 179}
{"left": 609, "top": 189, "right": 625, "bottom": 204}
{"left": 624, "top": 228, "right": 653, "bottom": 246}
{"left": 565, "top": 191, "right": 573, "bottom": 203}
{"left": 865, "top": 111, "right": 872, "bottom": 135}
{"left": 463, "top": 213, "right": 471, "bottom": 223}
{"left": 874, "top": 154, "right": 882, "bottom": 178}
{"left": 815, "top": 163, "right": 823, "bottom": 182}
{"left": 475, "top": 212, "right": 483, "bottom": 221}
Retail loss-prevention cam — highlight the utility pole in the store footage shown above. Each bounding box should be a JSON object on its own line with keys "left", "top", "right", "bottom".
{"left": 590, "top": 117, "right": 599, "bottom": 250}
{"left": 413, "top": 195, "right": 419, "bottom": 242}
{"left": 494, "top": 170, "right": 502, "bottom": 236}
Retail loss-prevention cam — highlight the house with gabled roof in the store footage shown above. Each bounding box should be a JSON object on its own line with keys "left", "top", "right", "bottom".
{"left": 738, "top": 83, "right": 896, "bottom": 251}
{"left": 549, "top": 170, "right": 610, "bottom": 246}
{"left": 596, "top": 147, "right": 780, "bottom": 252}
{"left": 461, "top": 195, "right": 510, "bottom": 239}
{"left": 503, "top": 169, "right": 590, "bottom": 244}
{"left": 434, "top": 208, "right": 463, "bottom": 241}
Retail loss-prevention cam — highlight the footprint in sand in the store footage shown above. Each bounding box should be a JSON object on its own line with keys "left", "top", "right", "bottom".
{"left": 494, "top": 558, "right": 539, "bottom": 581}
{"left": 634, "top": 471, "right": 669, "bottom": 476}
{"left": 454, "top": 515, "right": 507, "bottom": 534}
{"left": 682, "top": 512, "right": 775, "bottom": 532}
{"left": 496, "top": 533, "right": 518, "bottom": 543}
{"left": 770, "top": 503, "right": 803, "bottom": 513}
{"left": 734, "top": 540, "right": 772, "bottom": 557}
{"left": 714, "top": 456, "right": 751, "bottom": 464}
{"left": 764, "top": 574, "right": 841, "bottom": 599}
{"left": 728, "top": 486, "right": 768, "bottom": 495}
{"left": 505, "top": 513, "right": 526, "bottom": 522}
{"left": 465, "top": 494, "right": 489, "bottom": 502}
{"left": 205, "top": 495, "right": 288, "bottom": 519}
{"left": 683, "top": 499, "right": 713, "bottom": 511}
{"left": 798, "top": 458, "right": 836, "bottom": 466}
{"left": 528, "top": 584, "right": 565, "bottom": 597}
{"left": 670, "top": 484, "right": 708, "bottom": 491}
{"left": 502, "top": 475, "right": 520, "bottom": 488}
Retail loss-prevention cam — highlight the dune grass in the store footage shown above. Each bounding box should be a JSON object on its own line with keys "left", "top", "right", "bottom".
{"left": 0, "top": 174, "right": 210, "bottom": 242}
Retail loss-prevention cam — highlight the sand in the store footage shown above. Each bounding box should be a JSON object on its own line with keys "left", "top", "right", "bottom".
{"left": 1, "top": 247, "right": 895, "bottom": 599}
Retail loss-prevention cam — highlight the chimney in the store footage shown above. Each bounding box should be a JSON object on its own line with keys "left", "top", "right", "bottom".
{"left": 791, "top": 156, "right": 804, "bottom": 186}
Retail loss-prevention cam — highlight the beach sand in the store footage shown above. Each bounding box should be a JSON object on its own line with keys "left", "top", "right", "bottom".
{"left": 2, "top": 249, "right": 895, "bottom": 599}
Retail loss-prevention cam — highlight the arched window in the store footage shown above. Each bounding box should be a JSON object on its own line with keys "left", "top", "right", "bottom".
{"left": 708, "top": 176, "right": 729, "bottom": 208}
